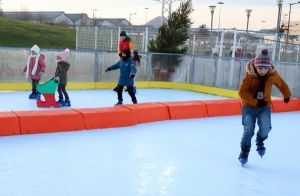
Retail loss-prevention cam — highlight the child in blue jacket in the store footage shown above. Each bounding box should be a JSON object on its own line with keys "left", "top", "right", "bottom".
{"left": 105, "top": 49, "right": 137, "bottom": 105}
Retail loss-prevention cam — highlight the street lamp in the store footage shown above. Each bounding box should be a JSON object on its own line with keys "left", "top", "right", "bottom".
{"left": 244, "top": 9, "right": 252, "bottom": 57}
{"left": 129, "top": 12, "right": 137, "bottom": 34}
{"left": 93, "top": 9, "right": 97, "bottom": 26}
{"left": 286, "top": 1, "right": 300, "bottom": 43}
{"left": 145, "top": 7, "right": 149, "bottom": 24}
{"left": 217, "top": 2, "right": 224, "bottom": 32}
{"left": 209, "top": 5, "right": 216, "bottom": 55}
{"left": 275, "top": 0, "right": 284, "bottom": 61}
{"left": 245, "top": 9, "right": 252, "bottom": 34}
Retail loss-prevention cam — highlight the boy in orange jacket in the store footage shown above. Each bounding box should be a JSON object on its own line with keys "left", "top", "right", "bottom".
{"left": 238, "top": 49, "right": 291, "bottom": 166}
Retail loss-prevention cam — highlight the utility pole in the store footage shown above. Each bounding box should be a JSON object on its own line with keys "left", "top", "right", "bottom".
{"left": 153, "top": 0, "right": 182, "bottom": 25}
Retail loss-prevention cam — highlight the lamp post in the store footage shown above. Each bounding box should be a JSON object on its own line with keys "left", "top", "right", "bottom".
{"left": 244, "top": 9, "right": 252, "bottom": 57}
{"left": 129, "top": 12, "right": 137, "bottom": 35}
{"left": 93, "top": 9, "right": 97, "bottom": 26}
{"left": 275, "top": 0, "right": 283, "bottom": 61}
{"left": 217, "top": 2, "right": 224, "bottom": 33}
{"left": 209, "top": 5, "right": 216, "bottom": 54}
{"left": 145, "top": 7, "right": 149, "bottom": 24}
{"left": 286, "top": 1, "right": 300, "bottom": 43}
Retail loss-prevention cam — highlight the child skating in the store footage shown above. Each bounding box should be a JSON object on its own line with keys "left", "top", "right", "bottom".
{"left": 238, "top": 49, "right": 291, "bottom": 166}
{"left": 105, "top": 49, "right": 137, "bottom": 105}
{"left": 114, "top": 31, "right": 140, "bottom": 93}
{"left": 23, "top": 44, "right": 46, "bottom": 99}
{"left": 53, "top": 48, "right": 71, "bottom": 107}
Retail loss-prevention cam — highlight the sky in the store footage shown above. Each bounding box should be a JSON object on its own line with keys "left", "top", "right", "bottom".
{"left": 2, "top": 0, "right": 300, "bottom": 30}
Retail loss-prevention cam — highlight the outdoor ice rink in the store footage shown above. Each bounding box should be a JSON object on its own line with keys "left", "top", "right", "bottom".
{"left": 0, "top": 89, "right": 299, "bottom": 196}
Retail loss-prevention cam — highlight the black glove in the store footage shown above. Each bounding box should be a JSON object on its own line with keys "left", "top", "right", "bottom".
{"left": 284, "top": 97, "right": 290, "bottom": 103}
{"left": 257, "top": 100, "right": 267, "bottom": 108}
{"left": 118, "top": 53, "right": 122, "bottom": 58}
{"left": 53, "top": 76, "right": 60, "bottom": 83}
{"left": 130, "top": 74, "right": 135, "bottom": 79}
{"left": 105, "top": 67, "right": 111, "bottom": 72}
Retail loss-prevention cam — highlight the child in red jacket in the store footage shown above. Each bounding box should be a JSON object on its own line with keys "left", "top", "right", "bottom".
{"left": 23, "top": 44, "right": 46, "bottom": 99}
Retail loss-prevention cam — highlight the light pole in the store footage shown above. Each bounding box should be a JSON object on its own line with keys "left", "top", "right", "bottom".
{"left": 154, "top": 0, "right": 182, "bottom": 25}
{"left": 275, "top": 0, "right": 283, "bottom": 61}
{"left": 93, "top": 9, "right": 97, "bottom": 26}
{"left": 145, "top": 7, "right": 149, "bottom": 24}
{"left": 217, "top": 2, "right": 224, "bottom": 32}
{"left": 286, "top": 1, "right": 300, "bottom": 43}
{"left": 244, "top": 9, "right": 252, "bottom": 57}
{"left": 209, "top": 5, "right": 216, "bottom": 54}
{"left": 129, "top": 12, "right": 137, "bottom": 34}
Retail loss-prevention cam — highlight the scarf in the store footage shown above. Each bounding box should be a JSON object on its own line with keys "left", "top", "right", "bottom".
{"left": 25, "top": 54, "right": 40, "bottom": 79}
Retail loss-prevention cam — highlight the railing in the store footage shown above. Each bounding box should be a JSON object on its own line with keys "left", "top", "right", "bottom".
{"left": 0, "top": 47, "right": 299, "bottom": 98}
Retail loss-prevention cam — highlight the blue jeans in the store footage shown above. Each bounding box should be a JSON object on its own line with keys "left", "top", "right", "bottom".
{"left": 240, "top": 105, "right": 272, "bottom": 148}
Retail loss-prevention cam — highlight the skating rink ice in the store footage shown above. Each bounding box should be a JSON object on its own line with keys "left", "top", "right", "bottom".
{"left": 0, "top": 89, "right": 299, "bottom": 196}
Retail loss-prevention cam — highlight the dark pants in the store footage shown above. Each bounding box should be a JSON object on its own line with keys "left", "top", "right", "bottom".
{"left": 117, "top": 85, "right": 137, "bottom": 103}
{"left": 31, "top": 79, "right": 39, "bottom": 93}
{"left": 58, "top": 83, "right": 69, "bottom": 100}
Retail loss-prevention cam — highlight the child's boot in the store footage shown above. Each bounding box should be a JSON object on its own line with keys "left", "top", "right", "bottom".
{"left": 238, "top": 146, "right": 250, "bottom": 166}
{"left": 256, "top": 141, "right": 266, "bottom": 158}
{"left": 256, "top": 136, "right": 266, "bottom": 157}
{"left": 63, "top": 98, "right": 71, "bottom": 107}
{"left": 115, "top": 100, "right": 123, "bottom": 106}
{"left": 57, "top": 98, "right": 64, "bottom": 106}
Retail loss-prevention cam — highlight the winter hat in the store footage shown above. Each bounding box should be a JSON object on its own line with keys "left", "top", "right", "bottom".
{"left": 31, "top": 44, "right": 40, "bottom": 54}
{"left": 120, "top": 31, "right": 127, "bottom": 37}
{"left": 57, "top": 48, "right": 70, "bottom": 62}
{"left": 254, "top": 49, "right": 271, "bottom": 67}
{"left": 122, "top": 49, "right": 131, "bottom": 61}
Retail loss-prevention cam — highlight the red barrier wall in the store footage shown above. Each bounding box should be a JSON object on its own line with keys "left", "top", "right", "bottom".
{"left": 1, "top": 99, "right": 299, "bottom": 137}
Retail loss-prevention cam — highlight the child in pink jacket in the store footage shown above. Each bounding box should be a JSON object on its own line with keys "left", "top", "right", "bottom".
{"left": 23, "top": 44, "right": 46, "bottom": 99}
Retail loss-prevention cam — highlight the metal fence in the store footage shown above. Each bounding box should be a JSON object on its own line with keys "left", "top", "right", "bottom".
{"left": 76, "top": 26, "right": 300, "bottom": 63}
{"left": 1, "top": 47, "right": 299, "bottom": 98}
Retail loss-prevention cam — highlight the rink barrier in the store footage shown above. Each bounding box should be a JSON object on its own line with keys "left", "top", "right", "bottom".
{"left": 74, "top": 107, "right": 137, "bottom": 130}
{"left": 201, "top": 99, "right": 242, "bottom": 117}
{"left": 1, "top": 100, "right": 300, "bottom": 137}
{"left": 0, "top": 112, "right": 20, "bottom": 136}
{"left": 120, "top": 102, "right": 171, "bottom": 123}
{"left": 0, "top": 81, "right": 240, "bottom": 98}
{"left": 160, "top": 101, "right": 208, "bottom": 119}
{"left": 14, "top": 110, "right": 85, "bottom": 134}
{"left": 271, "top": 99, "right": 300, "bottom": 112}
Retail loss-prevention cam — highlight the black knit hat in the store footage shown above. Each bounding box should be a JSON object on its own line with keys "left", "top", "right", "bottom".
{"left": 120, "top": 31, "right": 127, "bottom": 37}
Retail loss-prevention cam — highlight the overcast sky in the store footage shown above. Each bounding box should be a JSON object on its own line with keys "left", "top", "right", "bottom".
{"left": 2, "top": 0, "right": 300, "bottom": 30}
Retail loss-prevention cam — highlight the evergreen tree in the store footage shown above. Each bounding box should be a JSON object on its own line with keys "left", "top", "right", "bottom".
{"left": 148, "top": 0, "right": 193, "bottom": 53}
{"left": 148, "top": 0, "right": 193, "bottom": 80}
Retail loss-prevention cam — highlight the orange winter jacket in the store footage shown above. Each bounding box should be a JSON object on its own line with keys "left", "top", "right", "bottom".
{"left": 238, "top": 60, "right": 291, "bottom": 108}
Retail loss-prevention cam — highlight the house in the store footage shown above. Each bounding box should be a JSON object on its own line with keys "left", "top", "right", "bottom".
{"left": 2, "top": 11, "right": 73, "bottom": 26}
{"left": 95, "top": 18, "right": 130, "bottom": 27}
{"left": 65, "top": 13, "right": 92, "bottom": 27}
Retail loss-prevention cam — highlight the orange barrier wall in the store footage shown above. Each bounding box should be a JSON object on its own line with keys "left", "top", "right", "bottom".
{"left": 75, "top": 107, "right": 136, "bottom": 130}
{"left": 1, "top": 99, "right": 300, "bottom": 137}
{"left": 0, "top": 112, "right": 20, "bottom": 136}
{"left": 15, "top": 110, "right": 85, "bottom": 134}
{"left": 160, "top": 101, "right": 208, "bottom": 119}
{"left": 201, "top": 99, "right": 242, "bottom": 117}
{"left": 271, "top": 99, "right": 300, "bottom": 112}
{"left": 120, "top": 102, "right": 170, "bottom": 123}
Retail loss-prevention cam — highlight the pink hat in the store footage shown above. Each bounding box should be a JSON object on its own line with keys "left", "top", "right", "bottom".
{"left": 57, "top": 48, "right": 70, "bottom": 62}
{"left": 254, "top": 49, "right": 271, "bottom": 67}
